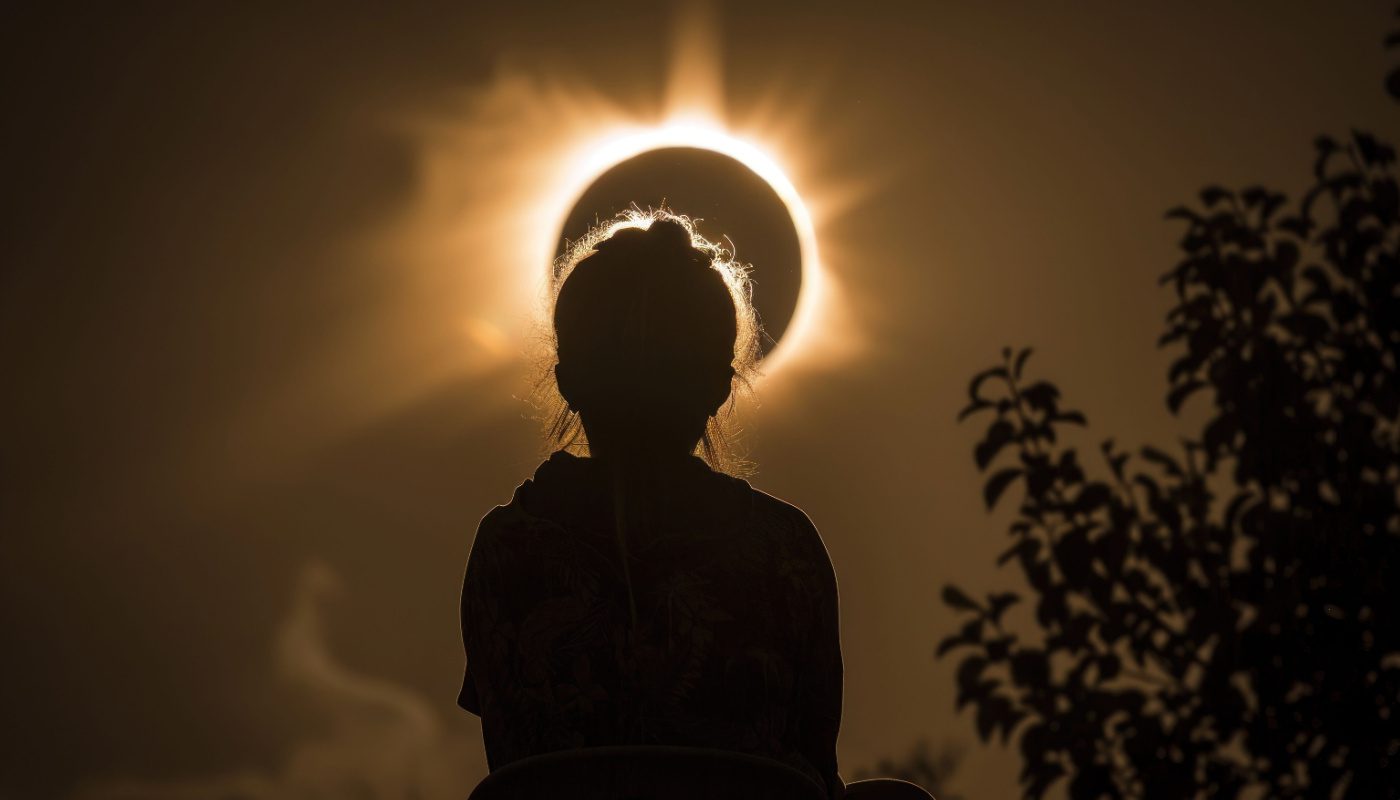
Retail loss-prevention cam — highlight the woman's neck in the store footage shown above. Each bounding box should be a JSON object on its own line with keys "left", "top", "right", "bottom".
{"left": 578, "top": 415, "right": 706, "bottom": 470}
{"left": 585, "top": 444, "right": 701, "bottom": 472}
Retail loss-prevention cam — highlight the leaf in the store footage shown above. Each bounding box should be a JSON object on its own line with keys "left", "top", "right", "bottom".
{"left": 1133, "top": 473, "right": 1162, "bottom": 503}
{"left": 975, "top": 420, "right": 1017, "bottom": 470}
{"left": 956, "top": 656, "right": 989, "bottom": 692}
{"left": 975, "top": 701, "right": 995, "bottom": 742}
{"left": 1101, "top": 440, "right": 1128, "bottom": 480}
{"left": 1224, "top": 491, "right": 1257, "bottom": 531}
{"left": 1166, "top": 379, "right": 1205, "bottom": 413}
{"left": 1025, "top": 458, "right": 1056, "bottom": 497}
{"left": 956, "top": 399, "right": 991, "bottom": 422}
{"left": 1057, "top": 450, "right": 1086, "bottom": 484}
{"left": 1013, "top": 347, "right": 1034, "bottom": 379}
{"left": 1258, "top": 191, "right": 1288, "bottom": 222}
{"left": 1168, "top": 353, "right": 1199, "bottom": 383}
{"left": 997, "top": 538, "right": 1040, "bottom": 567}
{"left": 983, "top": 468, "right": 1023, "bottom": 510}
{"left": 1026, "top": 764, "right": 1066, "bottom": 800}
{"left": 985, "top": 634, "right": 1014, "bottom": 661}
{"left": 1353, "top": 129, "right": 1395, "bottom": 166}
{"left": 936, "top": 632, "right": 967, "bottom": 658}
{"left": 1020, "top": 381, "right": 1061, "bottom": 412}
{"left": 958, "top": 617, "right": 984, "bottom": 644}
{"left": 1240, "top": 185, "right": 1268, "bottom": 209}
{"left": 1203, "top": 412, "right": 1238, "bottom": 455}
{"left": 999, "top": 709, "right": 1026, "bottom": 744}
{"left": 976, "top": 697, "right": 1018, "bottom": 743}
{"left": 942, "top": 584, "right": 982, "bottom": 612}
{"left": 1053, "top": 410, "right": 1087, "bottom": 426}
{"left": 1200, "top": 185, "right": 1231, "bottom": 207}
{"left": 1019, "top": 723, "right": 1051, "bottom": 771}
{"left": 988, "top": 591, "right": 1021, "bottom": 623}
{"left": 956, "top": 677, "right": 998, "bottom": 712}
{"left": 967, "top": 366, "right": 1009, "bottom": 405}
{"left": 1164, "top": 205, "right": 1201, "bottom": 223}
{"left": 1054, "top": 528, "right": 1093, "bottom": 585}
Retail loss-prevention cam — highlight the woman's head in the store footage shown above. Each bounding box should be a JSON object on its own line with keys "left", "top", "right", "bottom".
{"left": 546, "top": 211, "right": 759, "bottom": 471}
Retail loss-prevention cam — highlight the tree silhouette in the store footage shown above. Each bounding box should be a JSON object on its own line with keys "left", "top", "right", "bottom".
{"left": 939, "top": 79, "right": 1400, "bottom": 800}
{"left": 852, "top": 740, "right": 965, "bottom": 800}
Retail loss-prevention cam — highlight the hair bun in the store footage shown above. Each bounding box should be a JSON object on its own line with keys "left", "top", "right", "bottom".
{"left": 590, "top": 217, "right": 704, "bottom": 267}
{"left": 644, "top": 218, "right": 695, "bottom": 252}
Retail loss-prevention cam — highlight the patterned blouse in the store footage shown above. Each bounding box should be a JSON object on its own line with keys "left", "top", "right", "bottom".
{"left": 459, "top": 451, "right": 844, "bottom": 797}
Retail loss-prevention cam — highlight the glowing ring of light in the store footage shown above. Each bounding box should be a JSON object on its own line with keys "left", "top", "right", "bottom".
{"left": 546, "top": 121, "right": 822, "bottom": 375}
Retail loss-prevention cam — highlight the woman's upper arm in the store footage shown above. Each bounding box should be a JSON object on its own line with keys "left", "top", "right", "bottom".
{"left": 459, "top": 508, "right": 507, "bottom": 715}
{"left": 792, "top": 508, "right": 845, "bottom": 798}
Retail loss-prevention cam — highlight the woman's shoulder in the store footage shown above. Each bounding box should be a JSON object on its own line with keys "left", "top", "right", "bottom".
{"left": 742, "top": 485, "right": 835, "bottom": 572}
{"left": 745, "top": 485, "right": 819, "bottom": 534}
{"left": 474, "top": 451, "right": 593, "bottom": 529}
{"left": 468, "top": 467, "right": 568, "bottom": 558}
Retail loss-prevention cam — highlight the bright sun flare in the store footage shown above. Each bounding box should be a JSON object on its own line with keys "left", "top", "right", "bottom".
{"left": 545, "top": 121, "right": 824, "bottom": 374}
{"left": 411, "top": 3, "right": 856, "bottom": 390}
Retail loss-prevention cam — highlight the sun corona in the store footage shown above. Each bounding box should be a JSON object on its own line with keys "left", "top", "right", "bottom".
{"left": 547, "top": 120, "right": 824, "bottom": 375}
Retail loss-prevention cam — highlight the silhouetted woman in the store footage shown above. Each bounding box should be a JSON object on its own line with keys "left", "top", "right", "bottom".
{"left": 460, "top": 215, "right": 911, "bottom": 799}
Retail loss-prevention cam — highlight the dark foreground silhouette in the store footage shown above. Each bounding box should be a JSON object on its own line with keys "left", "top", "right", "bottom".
{"left": 942, "top": 14, "right": 1400, "bottom": 799}
{"left": 459, "top": 217, "right": 932, "bottom": 799}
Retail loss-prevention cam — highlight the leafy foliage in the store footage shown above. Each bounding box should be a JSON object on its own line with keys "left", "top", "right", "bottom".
{"left": 852, "top": 740, "right": 966, "bottom": 800}
{"left": 941, "top": 129, "right": 1400, "bottom": 799}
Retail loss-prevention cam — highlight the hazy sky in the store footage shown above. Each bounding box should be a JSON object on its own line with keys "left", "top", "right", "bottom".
{"left": 3, "top": 2, "right": 1395, "bottom": 798}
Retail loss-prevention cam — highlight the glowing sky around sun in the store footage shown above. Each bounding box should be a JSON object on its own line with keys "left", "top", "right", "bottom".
{"left": 400, "top": 0, "right": 862, "bottom": 389}
{"left": 549, "top": 123, "right": 823, "bottom": 370}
